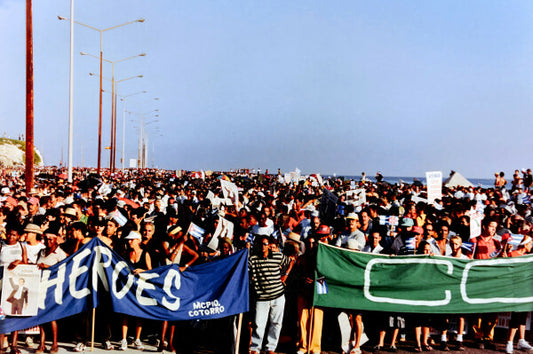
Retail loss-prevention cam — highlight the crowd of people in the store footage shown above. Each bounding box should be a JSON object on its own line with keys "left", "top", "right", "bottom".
{"left": 0, "top": 167, "right": 532, "bottom": 354}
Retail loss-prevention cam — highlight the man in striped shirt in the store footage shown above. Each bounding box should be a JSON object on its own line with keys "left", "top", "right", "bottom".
{"left": 249, "top": 236, "right": 291, "bottom": 354}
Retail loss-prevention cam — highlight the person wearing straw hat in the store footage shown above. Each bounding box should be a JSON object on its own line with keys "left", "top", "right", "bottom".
{"left": 61, "top": 207, "right": 78, "bottom": 225}
{"left": 35, "top": 230, "right": 67, "bottom": 354}
{"left": 22, "top": 223, "right": 45, "bottom": 264}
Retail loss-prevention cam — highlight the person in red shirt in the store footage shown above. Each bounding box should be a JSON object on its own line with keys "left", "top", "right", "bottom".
{"left": 471, "top": 218, "right": 501, "bottom": 349}
{"left": 472, "top": 218, "right": 501, "bottom": 259}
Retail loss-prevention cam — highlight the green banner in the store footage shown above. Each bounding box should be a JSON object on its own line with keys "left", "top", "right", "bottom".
{"left": 313, "top": 243, "right": 533, "bottom": 314}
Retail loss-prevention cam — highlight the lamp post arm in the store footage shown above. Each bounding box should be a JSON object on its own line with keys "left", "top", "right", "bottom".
{"left": 103, "top": 19, "right": 144, "bottom": 32}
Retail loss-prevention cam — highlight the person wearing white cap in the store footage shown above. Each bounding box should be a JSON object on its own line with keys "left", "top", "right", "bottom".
{"left": 120, "top": 231, "right": 151, "bottom": 351}
{"left": 335, "top": 213, "right": 367, "bottom": 354}
{"left": 334, "top": 213, "right": 365, "bottom": 250}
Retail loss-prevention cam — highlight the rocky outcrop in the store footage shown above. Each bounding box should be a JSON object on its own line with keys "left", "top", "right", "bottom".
{"left": 0, "top": 138, "right": 43, "bottom": 167}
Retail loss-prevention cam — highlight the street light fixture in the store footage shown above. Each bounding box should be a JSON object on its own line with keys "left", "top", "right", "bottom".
{"left": 58, "top": 15, "right": 144, "bottom": 173}
{"left": 119, "top": 90, "right": 147, "bottom": 170}
{"left": 82, "top": 51, "right": 145, "bottom": 171}
{"left": 87, "top": 71, "right": 143, "bottom": 170}
{"left": 135, "top": 108, "right": 159, "bottom": 169}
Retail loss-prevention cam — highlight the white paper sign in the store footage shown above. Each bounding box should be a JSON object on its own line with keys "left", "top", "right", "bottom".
{"left": 426, "top": 171, "right": 442, "bottom": 204}
{"left": 345, "top": 188, "right": 366, "bottom": 206}
{"left": 1, "top": 265, "right": 41, "bottom": 316}
{"left": 469, "top": 202, "right": 484, "bottom": 238}
{"left": 206, "top": 217, "right": 234, "bottom": 251}
{"left": 220, "top": 180, "right": 239, "bottom": 206}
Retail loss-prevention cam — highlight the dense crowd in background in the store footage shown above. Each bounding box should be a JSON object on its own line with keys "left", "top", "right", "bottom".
{"left": 0, "top": 167, "right": 532, "bottom": 354}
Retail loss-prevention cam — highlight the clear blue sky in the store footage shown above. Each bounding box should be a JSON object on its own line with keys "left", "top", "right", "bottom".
{"left": 2, "top": 0, "right": 533, "bottom": 178}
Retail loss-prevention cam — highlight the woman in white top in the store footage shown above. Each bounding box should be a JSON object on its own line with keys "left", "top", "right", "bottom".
{"left": 0, "top": 225, "right": 28, "bottom": 354}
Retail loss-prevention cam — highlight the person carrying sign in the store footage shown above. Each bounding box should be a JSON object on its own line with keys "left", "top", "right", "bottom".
{"left": 0, "top": 223, "right": 28, "bottom": 354}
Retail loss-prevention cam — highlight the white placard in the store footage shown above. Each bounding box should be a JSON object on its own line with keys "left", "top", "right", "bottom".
{"left": 2, "top": 265, "right": 41, "bottom": 316}
{"left": 426, "top": 171, "right": 442, "bottom": 204}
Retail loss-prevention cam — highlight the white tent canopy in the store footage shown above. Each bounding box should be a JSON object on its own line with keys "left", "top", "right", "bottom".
{"left": 443, "top": 171, "right": 473, "bottom": 188}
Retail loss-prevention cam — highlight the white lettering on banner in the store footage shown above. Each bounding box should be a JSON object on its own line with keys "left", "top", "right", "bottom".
{"left": 37, "top": 248, "right": 187, "bottom": 312}
{"left": 461, "top": 257, "right": 533, "bottom": 304}
{"left": 162, "top": 269, "right": 181, "bottom": 311}
{"left": 189, "top": 300, "right": 224, "bottom": 317}
{"left": 112, "top": 261, "right": 135, "bottom": 299}
{"left": 69, "top": 249, "right": 91, "bottom": 299}
{"left": 364, "top": 258, "right": 453, "bottom": 306}
{"left": 92, "top": 246, "right": 112, "bottom": 292}
{"left": 136, "top": 272, "right": 158, "bottom": 306}
{"left": 39, "top": 264, "right": 67, "bottom": 309}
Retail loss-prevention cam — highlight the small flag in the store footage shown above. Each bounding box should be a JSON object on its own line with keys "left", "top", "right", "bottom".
{"left": 405, "top": 237, "right": 417, "bottom": 250}
{"left": 0, "top": 306, "right": 5, "bottom": 320}
{"left": 461, "top": 242, "right": 474, "bottom": 253}
{"left": 316, "top": 277, "right": 328, "bottom": 295}
{"left": 379, "top": 215, "right": 398, "bottom": 226}
{"left": 489, "top": 249, "right": 502, "bottom": 258}
{"left": 109, "top": 210, "right": 127, "bottom": 226}
{"left": 98, "top": 183, "right": 113, "bottom": 196}
{"left": 187, "top": 222, "right": 206, "bottom": 243}
{"left": 507, "top": 234, "right": 524, "bottom": 247}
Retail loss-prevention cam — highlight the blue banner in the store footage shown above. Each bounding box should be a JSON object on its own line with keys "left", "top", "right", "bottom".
{"left": 0, "top": 238, "right": 249, "bottom": 334}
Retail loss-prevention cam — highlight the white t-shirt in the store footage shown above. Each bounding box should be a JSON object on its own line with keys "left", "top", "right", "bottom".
{"left": 24, "top": 242, "right": 46, "bottom": 264}
{"left": 0, "top": 242, "right": 25, "bottom": 267}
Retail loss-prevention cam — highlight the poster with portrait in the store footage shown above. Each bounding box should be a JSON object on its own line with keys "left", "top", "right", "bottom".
{"left": 1, "top": 265, "right": 40, "bottom": 317}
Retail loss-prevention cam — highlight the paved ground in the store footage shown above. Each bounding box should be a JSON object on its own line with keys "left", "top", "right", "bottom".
{"left": 5, "top": 338, "right": 531, "bottom": 354}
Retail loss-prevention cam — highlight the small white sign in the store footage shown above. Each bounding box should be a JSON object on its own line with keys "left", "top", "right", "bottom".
{"left": 426, "top": 171, "right": 443, "bottom": 204}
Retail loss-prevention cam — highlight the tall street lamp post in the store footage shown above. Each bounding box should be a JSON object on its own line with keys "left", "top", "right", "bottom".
{"left": 58, "top": 16, "right": 144, "bottom": 173}
{"left": 120, "top": 91, "right": 147, "bottom": 170}
{"left": 81, "top": 52, "right": 145, "bottom": 171}
{"left": 89, "top": 72, "right": 143, "bottom": 171}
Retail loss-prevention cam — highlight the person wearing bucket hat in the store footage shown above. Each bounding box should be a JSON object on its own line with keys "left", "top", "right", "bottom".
{"left": 61, "top": 207, "right": 78, "bottom": 225}
{"left": 23, "top": 223, "right": 46, "bottom": 264}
